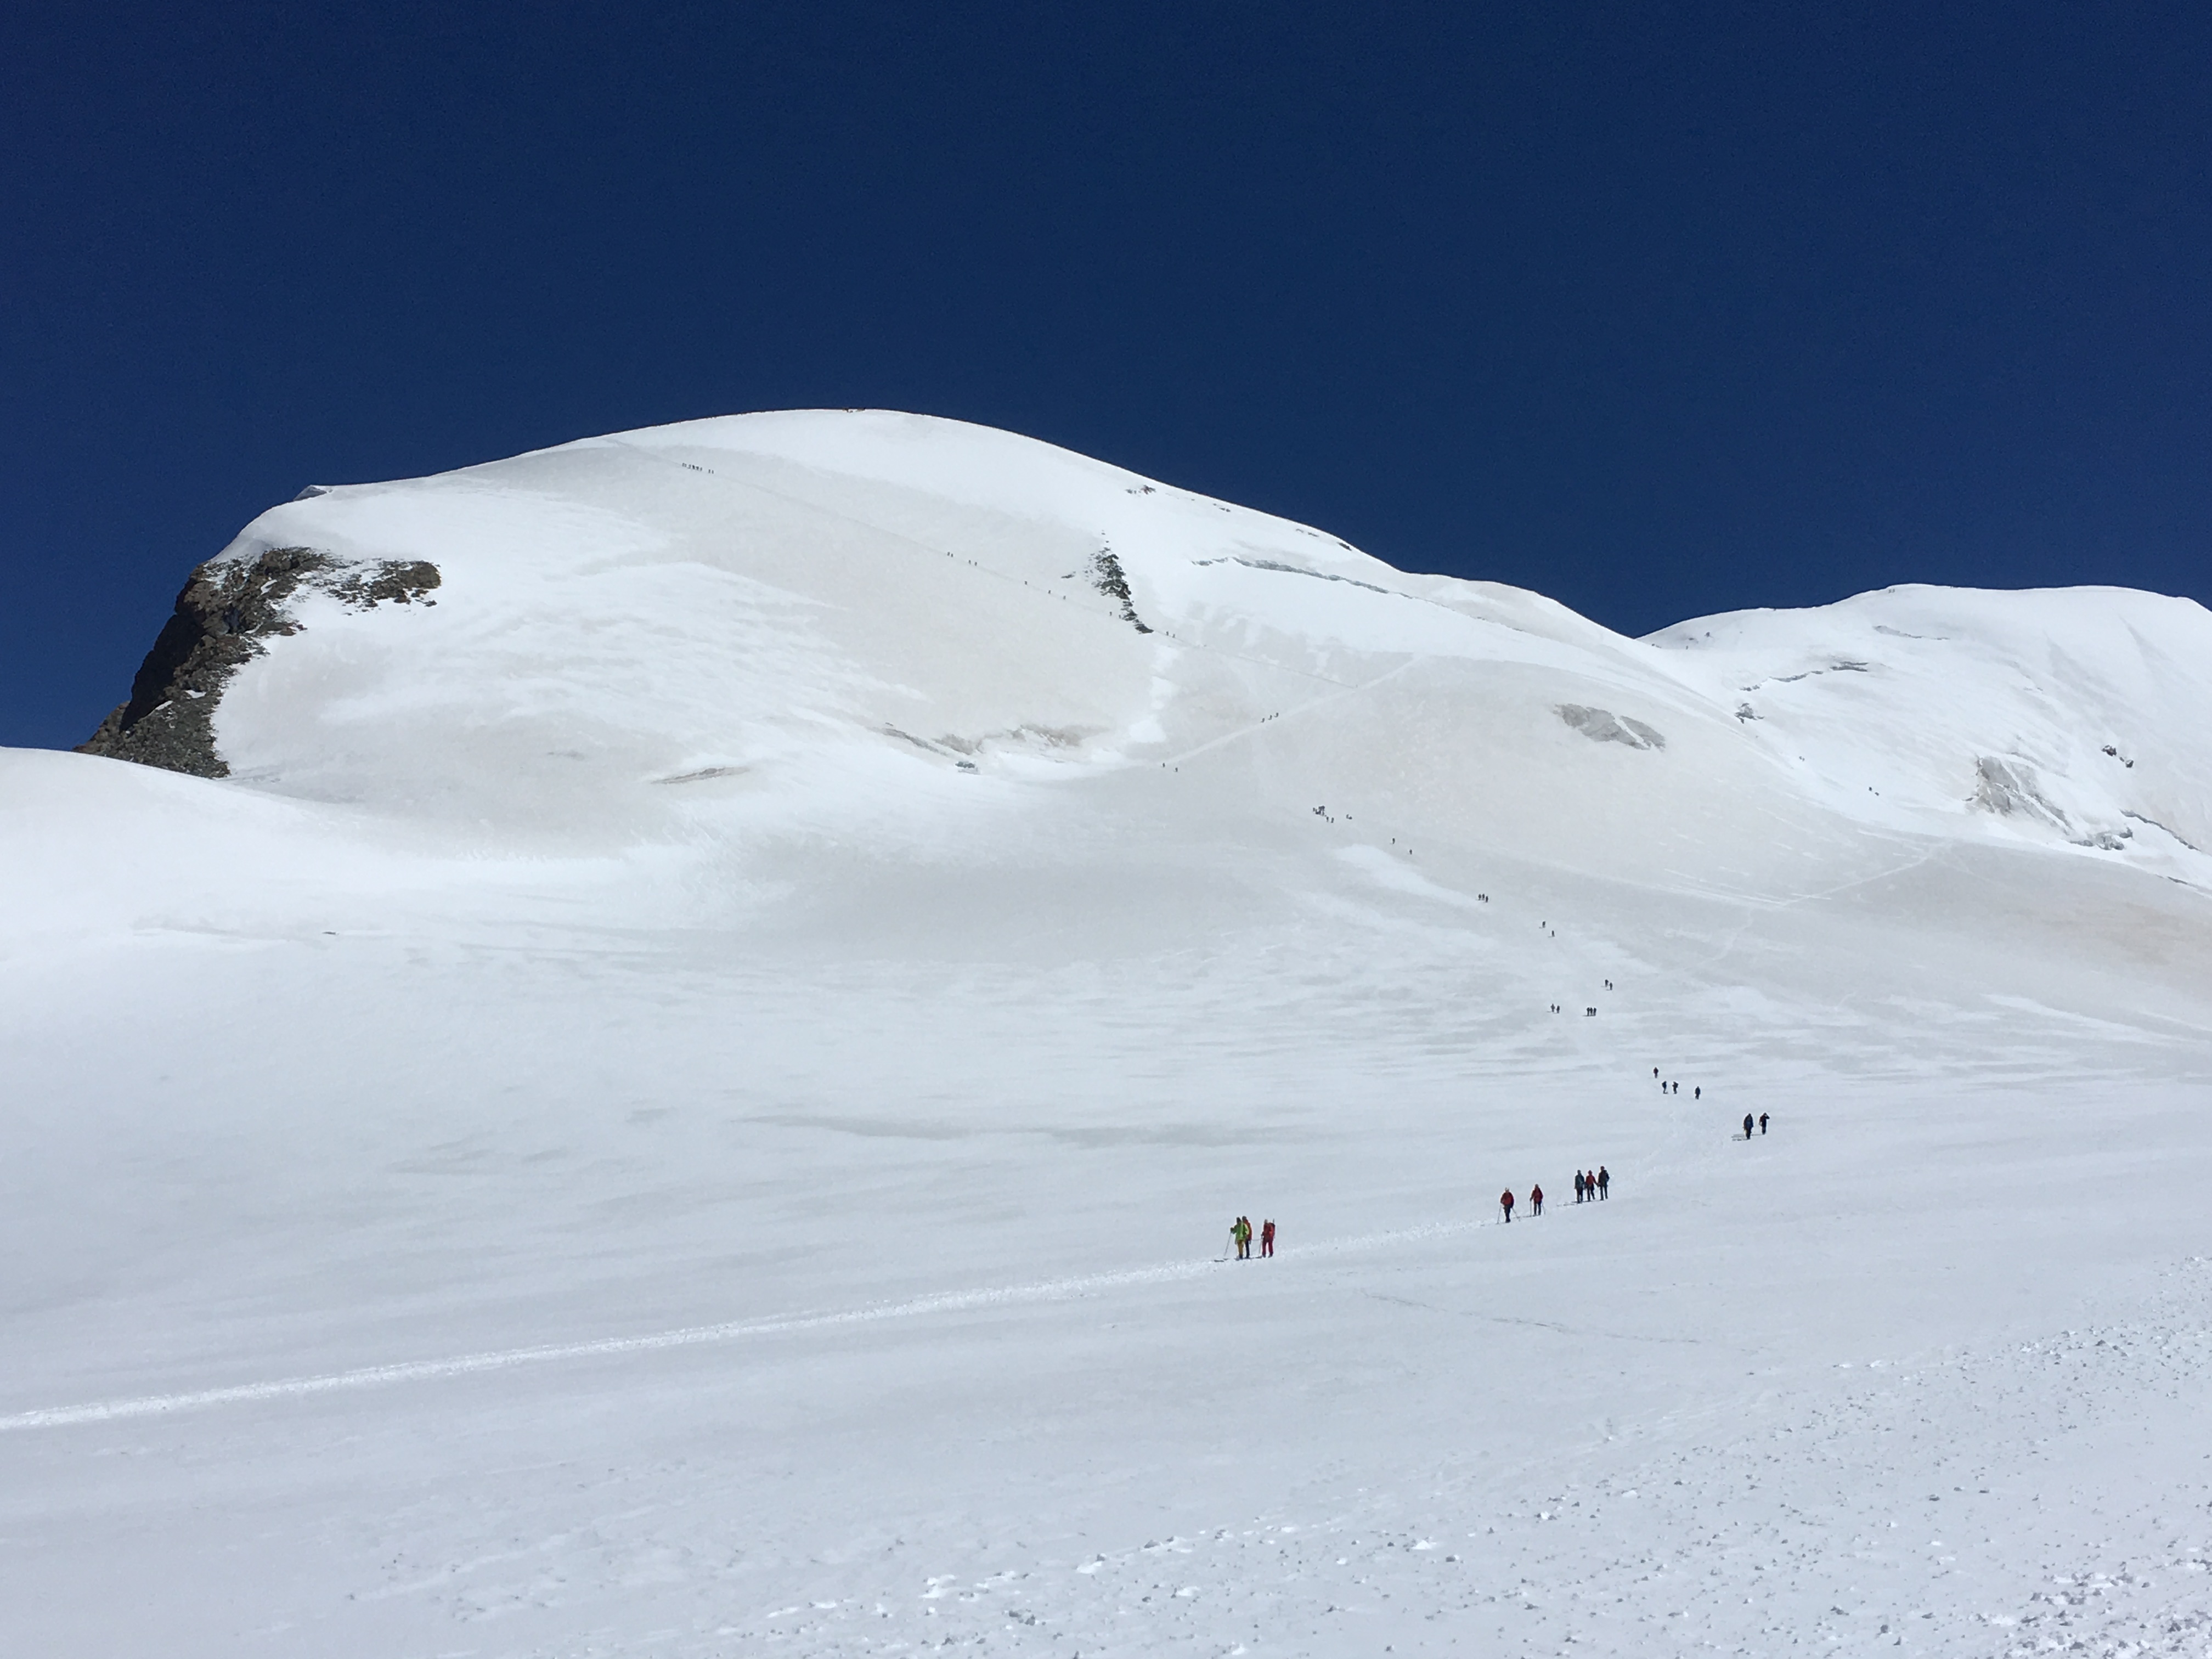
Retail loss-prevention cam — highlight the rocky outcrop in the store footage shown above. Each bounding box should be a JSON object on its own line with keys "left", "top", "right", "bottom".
{"left": 77, "top": 547, "right": 439, "bottom": 777}
{"left": 1089, "top": 548, "right": 1152, "bottom": 634}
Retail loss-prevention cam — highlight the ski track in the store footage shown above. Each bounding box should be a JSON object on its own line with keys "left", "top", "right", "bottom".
{"left": 0, "top": 1215, "right": 1497, "bottom": 1433}
{"left": 313, "top": 1265, "right": 2212, "bottom": 1658}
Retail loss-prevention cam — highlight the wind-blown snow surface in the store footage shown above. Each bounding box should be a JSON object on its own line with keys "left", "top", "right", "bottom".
{"left": 4, "top": 410, "right": 2211, "bottom": 1656}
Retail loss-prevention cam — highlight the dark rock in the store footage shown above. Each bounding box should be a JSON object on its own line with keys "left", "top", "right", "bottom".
{"left": 1090, "top": 548, "right": 1152, "bottom": 634}
{"left": 78, "top": 548, "right": 439, "bottom": 778}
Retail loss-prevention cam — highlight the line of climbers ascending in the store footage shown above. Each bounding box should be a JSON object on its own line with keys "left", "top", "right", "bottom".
{"left": 1501, "top": 1167, "right": 1607, "bottom": 1221}
{"left": 1653, "top": 1065, "right": 1778, "bottom": 1137}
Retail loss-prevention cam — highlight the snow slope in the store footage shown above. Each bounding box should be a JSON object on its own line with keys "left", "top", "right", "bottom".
{"left": 3, "top": 410, "right": 2210, "bottom": 1656}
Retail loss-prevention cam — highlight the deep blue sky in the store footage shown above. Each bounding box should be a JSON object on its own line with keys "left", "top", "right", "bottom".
{"left": 7, "top": 2, "right": 2208, "bottom": 749}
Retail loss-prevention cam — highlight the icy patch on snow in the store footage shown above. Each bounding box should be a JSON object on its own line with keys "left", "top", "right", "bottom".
{"left": 1556, "top": 704, "right": 1667, "bottom": 750}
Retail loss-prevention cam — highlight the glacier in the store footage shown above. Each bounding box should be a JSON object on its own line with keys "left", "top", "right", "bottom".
{"left": 3, "top": 409, "right": 2210, "bottom": 1654}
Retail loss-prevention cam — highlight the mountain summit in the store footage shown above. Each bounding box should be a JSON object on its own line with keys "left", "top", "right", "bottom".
{"left": 73, "top": 409, "right": 2212, "bottom": 893}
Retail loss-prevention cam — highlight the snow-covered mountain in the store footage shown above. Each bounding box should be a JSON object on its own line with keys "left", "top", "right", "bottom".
{"left": 6, "top": 411, "right": 2211, "bottom": 1655}
{"left": 75, "top": 410, "right": 2212, "bottom": 883}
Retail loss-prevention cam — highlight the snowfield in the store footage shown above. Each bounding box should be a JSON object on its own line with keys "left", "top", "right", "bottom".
{"left": 3, "top": 410, "right": 2209, "bottom": 1656}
